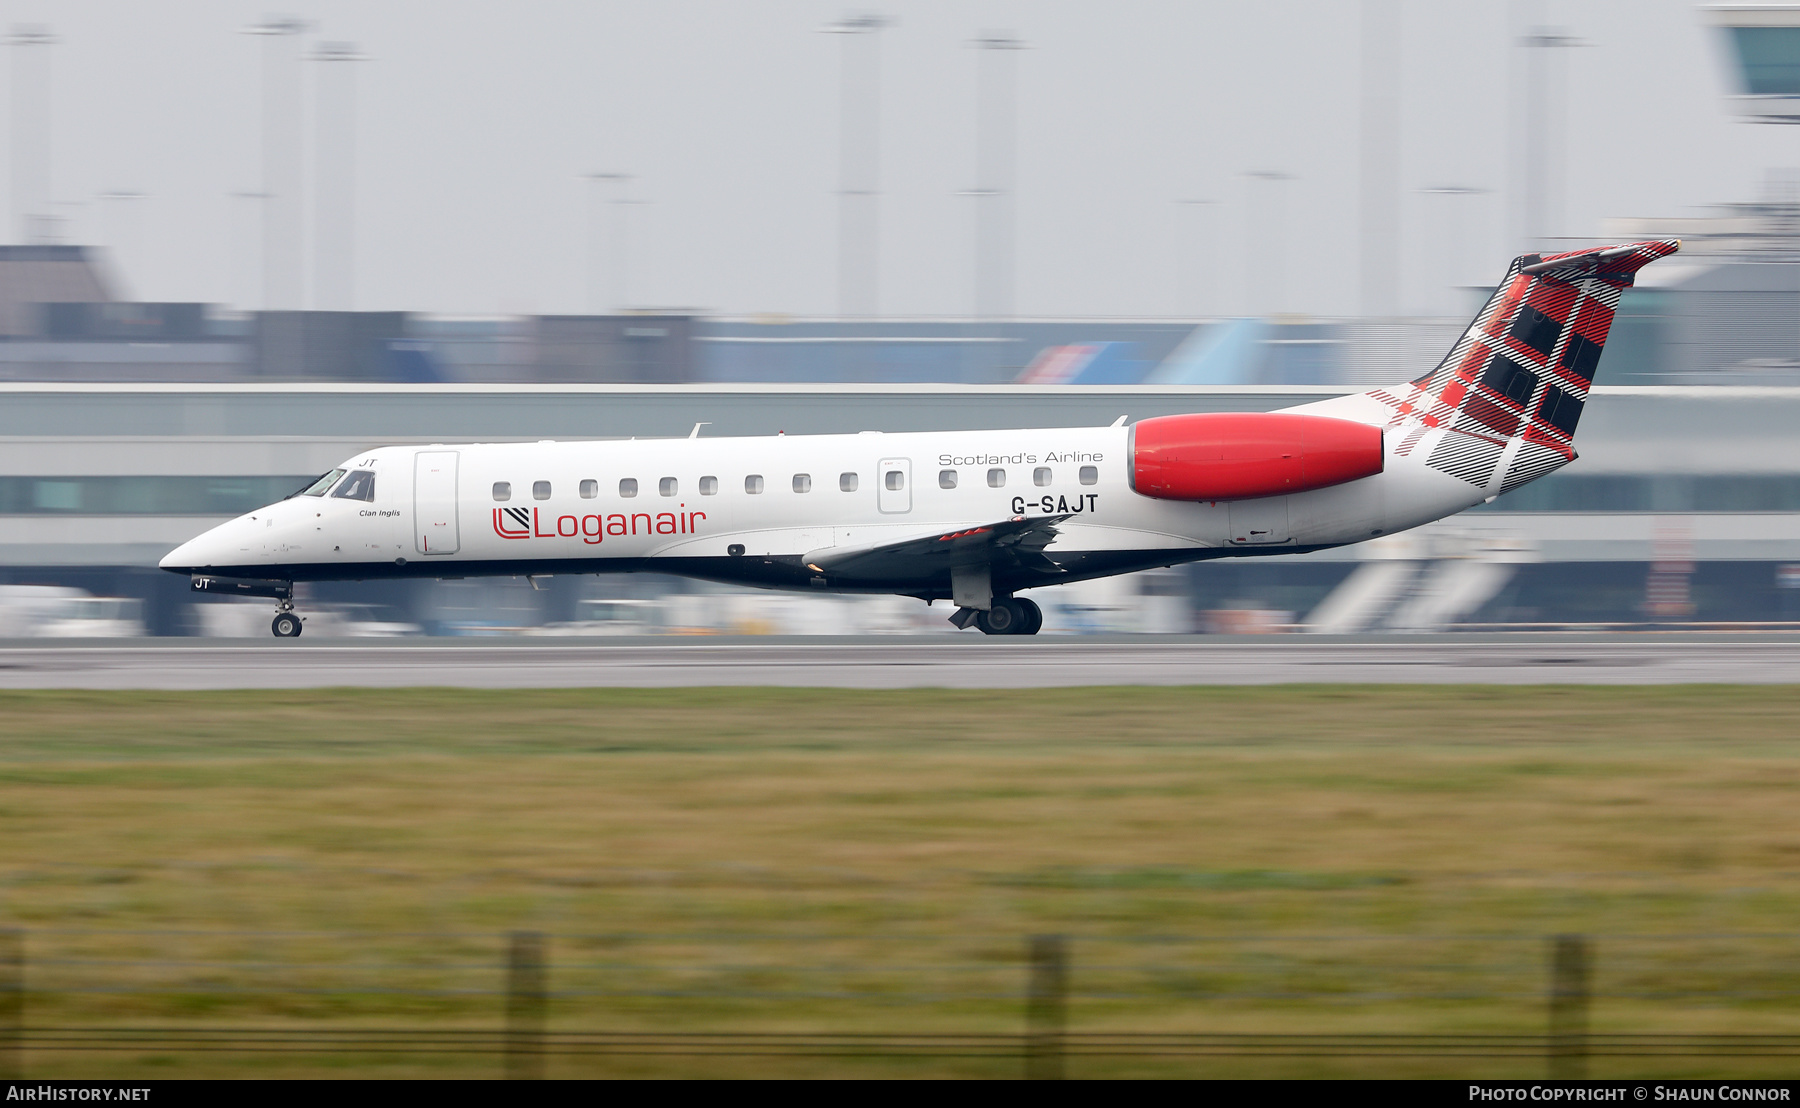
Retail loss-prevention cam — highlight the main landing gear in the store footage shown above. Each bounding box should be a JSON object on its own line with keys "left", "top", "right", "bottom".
{"left": 963, "top": 597, "right": 1042, "bottom": 636}
{"left": 271, "top": 598, "right": 303, "bottom": 638}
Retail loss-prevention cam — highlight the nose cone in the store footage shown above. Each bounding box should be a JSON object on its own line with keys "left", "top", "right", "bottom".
{"left": 159, "top": 533, "right": 208, "bottom": 573}
{"left": 159, "top": 537, "right": 199, "bottom": 572}
{"left": 159, "top": 519, "right": 238, "bottom": 573}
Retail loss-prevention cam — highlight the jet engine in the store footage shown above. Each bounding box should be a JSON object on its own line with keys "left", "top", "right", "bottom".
{"left": 1129, "top": 412, "right": 1384, "bottom": 502}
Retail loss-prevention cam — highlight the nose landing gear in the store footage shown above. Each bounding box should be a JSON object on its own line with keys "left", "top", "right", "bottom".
{"left": 188, "top": 576, "right": 301, "bottom": 638}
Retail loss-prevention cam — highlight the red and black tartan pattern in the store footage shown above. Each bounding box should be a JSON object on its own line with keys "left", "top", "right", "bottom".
{"left": 1372, "top": 239, "right": 1679, "bottom": 490}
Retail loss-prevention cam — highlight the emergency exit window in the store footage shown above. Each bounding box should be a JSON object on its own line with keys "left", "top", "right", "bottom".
{"left": 579, "top": 479, "right": 598, "bottom": 499}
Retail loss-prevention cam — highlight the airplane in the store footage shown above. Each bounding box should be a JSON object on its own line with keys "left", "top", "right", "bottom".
{"left": 161, "top": 238, "right": 1679, "bottom": 638}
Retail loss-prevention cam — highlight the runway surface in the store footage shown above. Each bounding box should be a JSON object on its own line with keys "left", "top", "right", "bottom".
{"left": 2, "top": 636, "right": 1799, "bottom": 689}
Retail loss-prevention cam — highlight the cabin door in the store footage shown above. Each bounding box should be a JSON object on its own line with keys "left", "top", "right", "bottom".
{"left": 414, "top": 450, "right": 461, "bottom": 555}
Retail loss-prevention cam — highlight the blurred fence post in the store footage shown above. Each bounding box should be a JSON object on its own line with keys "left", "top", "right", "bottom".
{"left": 0, "top": 929, "right": 20, "bottom": 1080}
{"left": 1548, "top": 933, "right": 1589, "bottom": 1080}
{"left": 1025, "top": 934, "right": 1067, "bottom": 1080}
{"left": 506, "top": 930, "right": 546, "bottom": 1081}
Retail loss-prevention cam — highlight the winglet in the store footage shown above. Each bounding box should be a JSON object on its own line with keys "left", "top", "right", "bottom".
{"left": 1110, "top": 414, "right": 1128, "bottom": 427}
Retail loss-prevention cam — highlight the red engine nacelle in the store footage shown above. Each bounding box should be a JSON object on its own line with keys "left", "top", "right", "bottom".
{"left": 1129, "top": 412, "right": 1384, "bottom": 502}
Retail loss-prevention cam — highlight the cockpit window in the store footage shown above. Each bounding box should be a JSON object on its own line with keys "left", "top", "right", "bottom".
{"left": 331, "top": 470, "right": 377, "bottom": 502}
{"left": 294, "top": 469, "right": 346, "bottom": 498}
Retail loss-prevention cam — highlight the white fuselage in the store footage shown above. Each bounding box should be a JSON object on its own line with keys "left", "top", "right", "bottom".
{"left": 159, "top": 393, "right": 1487, "bottom": 599}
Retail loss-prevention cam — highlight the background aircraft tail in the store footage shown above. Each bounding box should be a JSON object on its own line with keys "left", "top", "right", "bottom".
{"left": 1363, "top": 238, "right": 1680, "bottom": 494}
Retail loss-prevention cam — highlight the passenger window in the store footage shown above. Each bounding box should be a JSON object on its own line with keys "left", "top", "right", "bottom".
{"left": 492, "top": 481, "right": 512, "bottom": 502}
{"left": 793, "top": 473, "right": 812, "bottom": 493}
{"left": 1034, "top": 467, "right": 1052, "bottom": 487}
{"left": 660, "top": 477, "right": 678, "bottom": 497}
{"left": 699, "top": 476, "right": 718, "bottom": 496}
{"left": 301, "top": 469, "right": 346, "bottom": 497}
{"left": 840, "top": 472, "right": 858, "bottom": 492}
{"left": 331, "top": 470, "right": 377, "bottom": 502}
{"left": 886, "top": 470, "right": 904, "bottom": 491}
{"left": 533, "top": 480, "right": 551, "bottom": 500}
{"left": 1079, "top": 465, "right": 1099, "bottom": 485}
{"left": 939, "top": 469, "right": 957, "bottom": 489}
{"left": 987, "top": 468, "right": 1005, "bottom": 488}
{"left": 745, "top": 475, "right": 764, "bottom": 494}
{"left": 579, "top": 479, "right": 598, "bottom": 499}
{"left": 620, "top": 478, "right": 638, "bottom": 498}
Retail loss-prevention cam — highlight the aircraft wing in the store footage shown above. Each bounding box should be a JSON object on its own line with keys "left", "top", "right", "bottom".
{"left": 803, "top": 514, "right": 1071, "bottom": 581}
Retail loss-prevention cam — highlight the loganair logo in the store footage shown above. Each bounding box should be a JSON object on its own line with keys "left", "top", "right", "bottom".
{"left": 493, "top": 506, "right": 706, "bottom": 545}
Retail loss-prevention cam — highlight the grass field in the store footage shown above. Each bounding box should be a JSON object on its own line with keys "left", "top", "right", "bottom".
{"left": 3, "top": 685, "right": 1800, "bottom": 1078}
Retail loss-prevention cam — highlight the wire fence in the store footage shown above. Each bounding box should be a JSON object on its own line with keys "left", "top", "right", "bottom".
{"left": 6, "top": 928, "right": 1800, "bottom": 1078}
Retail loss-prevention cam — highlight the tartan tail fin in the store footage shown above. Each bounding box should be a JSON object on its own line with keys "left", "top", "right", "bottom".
{"left": 1371, "top": 239, "right": 1679, "bottom": 495}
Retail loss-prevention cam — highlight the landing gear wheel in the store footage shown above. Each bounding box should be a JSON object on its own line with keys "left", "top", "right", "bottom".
{"left": 975, "top": 599, "right": 1026, "bottom": 636}
{"left": 1016, "top": 598, "right": 1043, "bottom": 636}
{"left": 271, "top": 612, "right": 303, "bottom": 638}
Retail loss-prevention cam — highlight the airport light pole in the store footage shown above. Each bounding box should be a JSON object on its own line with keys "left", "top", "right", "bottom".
{"left": 1518, "top": 25, "right": 1585, "bottom": 253}
{"left": 242, "top": 16, "right": 308, "bottom": 312}
{"left": 822, "top": 14, "right": 890, "bottom": 319}
{"left": 96, "top": 190, "right": 147, "bottom": 296}
{"left": 312, "top": 41, "right": 365, "bottom": 312}
{"left": 971, "top": 31, "right": 1025, "bottom": 323}
{"left": 582, "top": 173, "right": 636, "bottom": 313}
{"left": 1244, "top": 171, "right": 1294, "bottom": 319}
{"left": 229, "top": 190, "right": 269, "bottom": 311}
{"left": 1174, "top": 199, "right": 1215, "bottom": 319}
{"left": 1360, "top": 0, "right": 1401, "bottom": 319}
{"left": 49, "top": 199, "right": 86, "bottom": 248}
{"left": 9, "top": 25, "right": 57, "bottom": 245}
{"left": 1419, "top": 186, "right": 1488, "bottom": 318}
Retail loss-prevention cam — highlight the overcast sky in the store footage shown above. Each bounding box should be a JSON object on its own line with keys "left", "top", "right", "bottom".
{"left": 3, "top": 1, "right": 1786, "bottom": 319}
